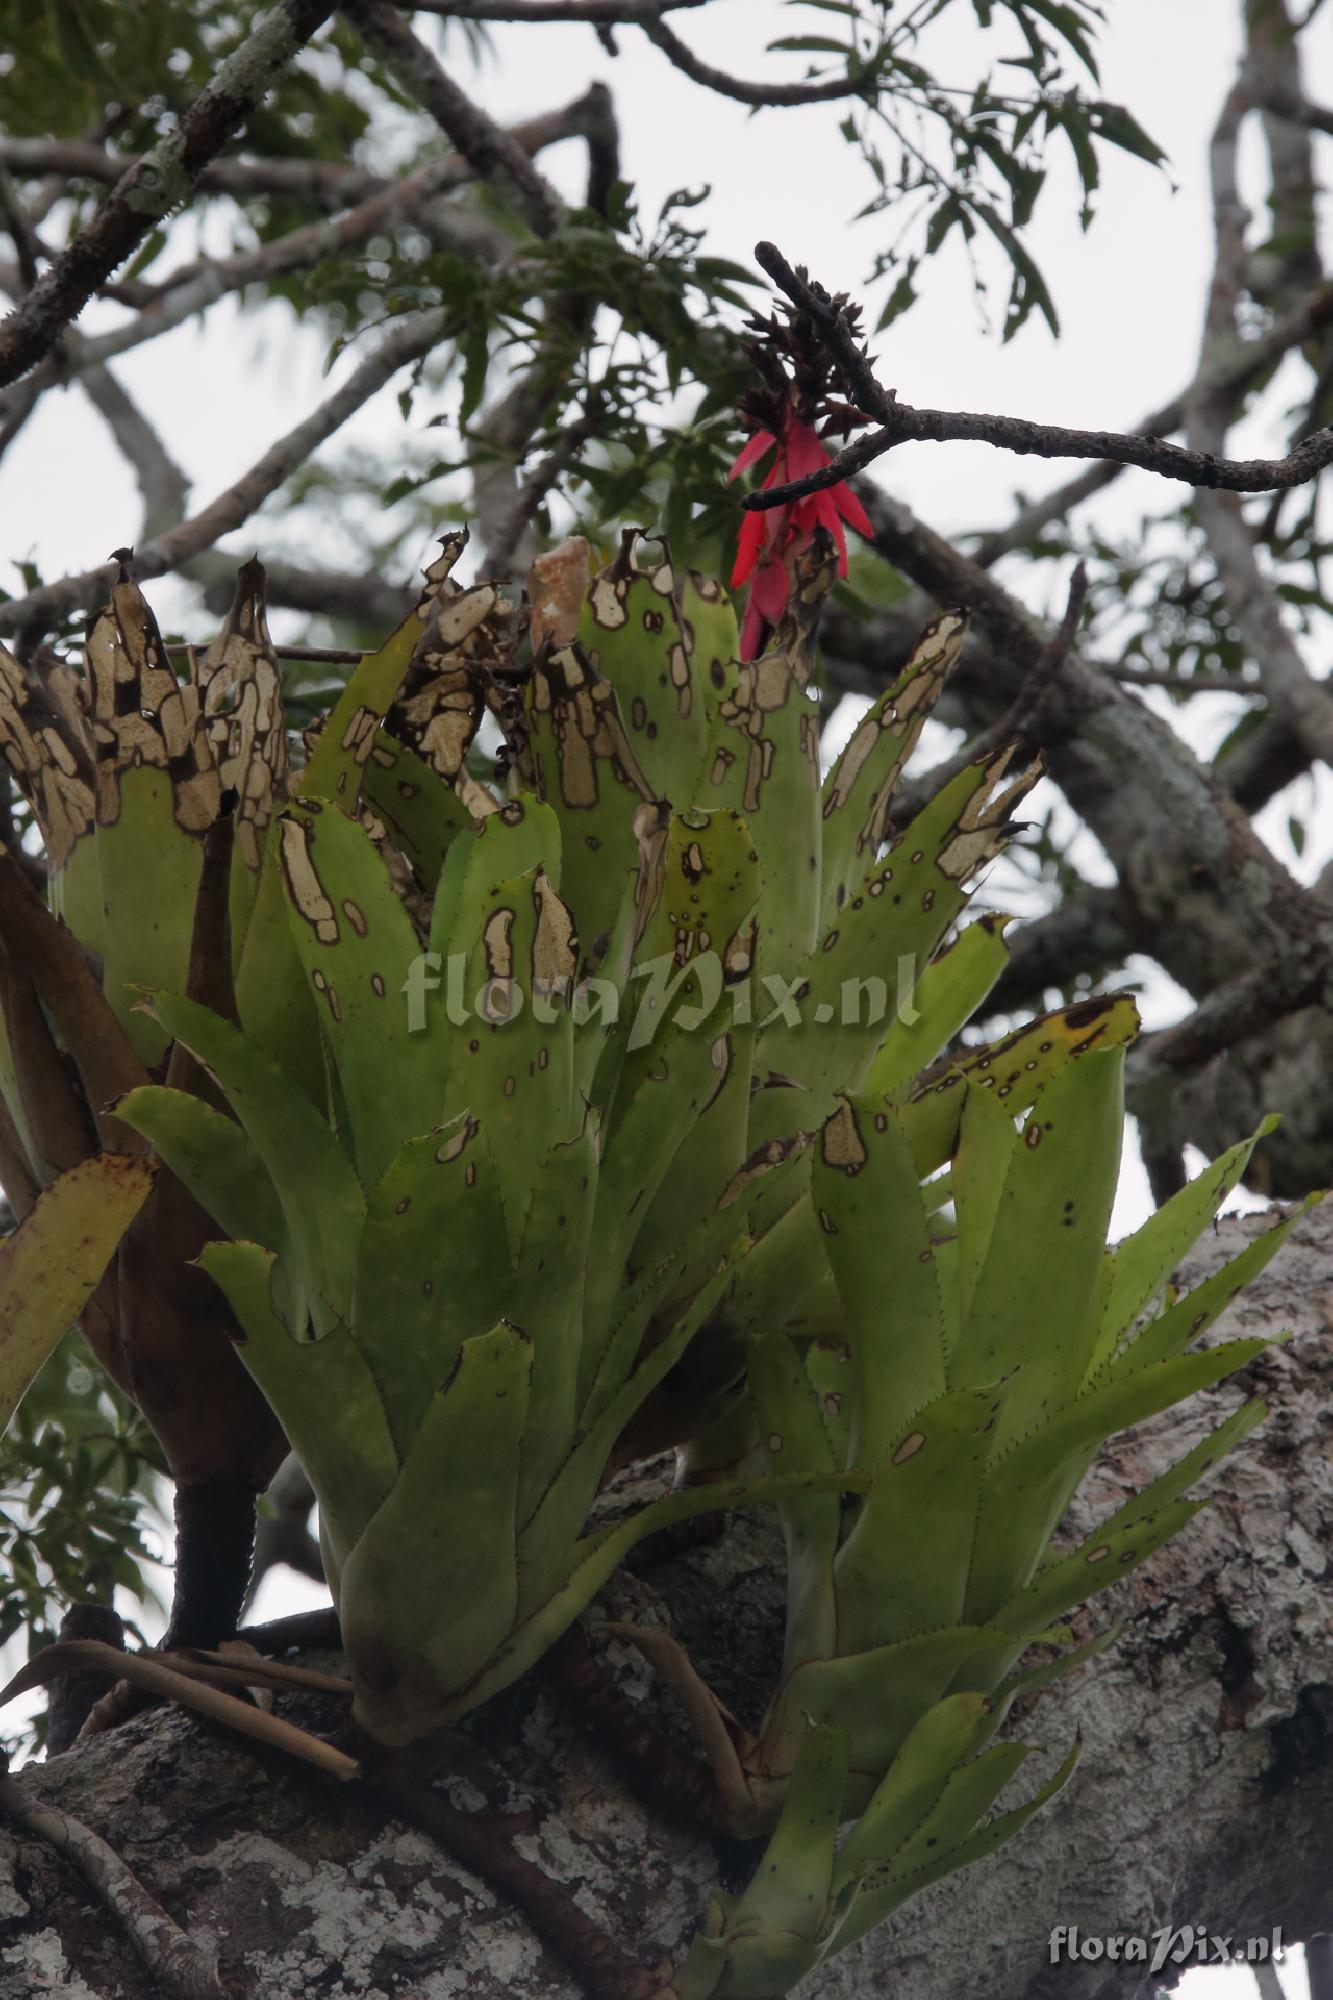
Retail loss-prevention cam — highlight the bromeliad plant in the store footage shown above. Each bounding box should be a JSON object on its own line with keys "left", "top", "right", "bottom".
{"left": 0, "top": 563, "right": 291, "bottom": 1643}
{"left": 665, "top": 1074, "right": 1309, "bottom": 1997}
{"left": 113, "top": 523, "right": 1059, "bottom": 1745}
{"left": 0, "top": 495, "right": 1306, "bottom": 1995}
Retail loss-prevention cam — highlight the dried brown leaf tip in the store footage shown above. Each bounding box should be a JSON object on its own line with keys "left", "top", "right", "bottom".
{"left": 199, "top": 557, "right": 289, "bottom": 871}
{"left": 84, "top": 567, "right": 220, "bottom": 835}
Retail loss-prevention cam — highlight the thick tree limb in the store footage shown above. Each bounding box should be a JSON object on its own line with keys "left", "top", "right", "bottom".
{"left": 0, "top": 0, "right": 336, "bottom": 389}
{"left": 855, "top": 484, "right": 1332, "bottom": 1054}
{"left": 1, "top": 1207, "right": 1328, "bottom": 2000}
{"left": 1128, "top": 929, "right": 1333, "bottom": 1099}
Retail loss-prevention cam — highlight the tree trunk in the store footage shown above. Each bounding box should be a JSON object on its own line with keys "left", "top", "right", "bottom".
{"left": 1, "top": 1204, "right": 1330, "bottom": 2000}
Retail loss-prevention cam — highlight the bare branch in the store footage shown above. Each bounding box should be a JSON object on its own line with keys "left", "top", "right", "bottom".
{"left": 746, "top": 240, "right": 1333, "bottom": 503}
{"left": 342, "top": 0, "right": 562, "bottom": 237}
{"left": 79, "top": 361, "right": 191, "bottom": 543}
{"left": 1247, "top": 83, "right": 1333, "bottom": 138}
{"left": 0, "top": 0, "right": 336, "bottom": 390}
{"left": 0, "top": 86, "right": 600, "bottom": 433}
{"left": 406, "top": 0, "right": 705, "bottom": 17}
{"left": 856, "top": 479, "right": 1331, "bottom": 1028}
{"left": 984, "top": 888, "right": 1133, "bottom": 1020}
{"left": 190, "top": 553, "right": 416, "bottom": 631}
{"left": 483, "top": 400, "right": 606, "bottom": 573}
{"left": 0, "top": 137, "right": 382, "bottom": 206}
{"left": 971, "top": 278, "right": 1333, "bottom": 566}
{"left": 1107, "top": 662, "right": 1266, "bottom": 694}
{"left": 1128, "top": 921, "right": 1333, "bottom": 1093}
{"left": 645, "top": 17, "right": 884, "bottom": 106}
{"left": 1185, "top": 61, "right": 1333, "bottom": 773}
{"left": 0, "top": 306, "right": 454, "bottom": 642}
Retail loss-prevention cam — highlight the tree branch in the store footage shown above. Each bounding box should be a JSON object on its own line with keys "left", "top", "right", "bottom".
{"left": 5, "top": 1208, "right": 1331, "bottom": 1997}
{"left": 0, "top": 0, "right": 336, "bottom": 389}
{"left": 644, "top": 17, "right": 885, "bottom": 106}
{"left": 0, "top": 306, "right": 455, "bottom": 642}
{"left": 405, "top": 0, "right": 704, "bottom": 17}
{"left": 342, "top": 0, "right": 562, "bottom": 237}
{"left": 0, "top": 84, "right": 603, "bottom": 442}
{"left": 886, "top": 561, "right": 1087, "bottom": 831}
{"left": 970, "top": 277, "right": 1333, "bottom": 567}
{"left": 744, "top": 240, "right": 1333, "bottom": 503}
{"left": 483, "top": 399, "right": 606, "bottom": 574}
{"left": 1185, "top": 63, "right": 1333, "bottom": 773}
{"left": 984, "top": 888, "right": 1134, "bottom": 1020}
{"left": 78, "top": 360, "right": 191, "bottom": 543}
{"left": 856, "top": 481, "right": 1329, "bottom": 1028}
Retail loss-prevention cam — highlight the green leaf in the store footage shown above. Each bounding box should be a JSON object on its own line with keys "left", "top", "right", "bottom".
{"left": 864, "top": 912, "right": 1013, "bottom": 1102}
{"left": 1089, "top": 1117, "right": 1279, "bottom": 1380}
{"left": 338, "top": 1321, "right": 532, "bottom": 1745}
{"left": 0, "top": 1157, "right": 155, "bottom": 1433}
{"left": 819, "top": 611, "right": 967, "bottom": 933}
{"left": 950, "top": 1046, "right": 1125, "bottom": 1443}
{"left": 145, "top": 990, "right": 365, "bottom": 1331}
{"left": 813, "top": 1097, "right": 948, "bottom": 1459}
{"left": 277, "top": 798, "right": 440, "bottom": 1188}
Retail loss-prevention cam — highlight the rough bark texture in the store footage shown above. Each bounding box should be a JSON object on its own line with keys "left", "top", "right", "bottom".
{"left": 1, "top": 1204, "right": 1329, "bottom": 2000}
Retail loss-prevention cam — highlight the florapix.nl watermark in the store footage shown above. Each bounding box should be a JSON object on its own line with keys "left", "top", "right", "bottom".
{"left": 1049, "top": 1925, "right": 1286, "bottom": 1973}
{"left": 401, "top": 947, "right": 922, "bottom": 1051}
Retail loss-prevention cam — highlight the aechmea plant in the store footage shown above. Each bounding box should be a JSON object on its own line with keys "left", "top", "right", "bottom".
{"left": 0, "top": 509, "right": 1304, "bottom": 1994}
{"left": 0, "top": 573, "right": 290, "bottom": 1641}
{"left": 112, "top": 523, "right": 1052, "bottom": 1745}
{"left": 668, "top": 1074, "right": 1309, "bottom": 1997}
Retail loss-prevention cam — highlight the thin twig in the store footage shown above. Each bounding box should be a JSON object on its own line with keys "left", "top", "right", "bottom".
{"left": 0, "top": 0, "right": 336, "bottom": 389}
{"left": 971, "top": 277, "right": 1333, "bottom": 567}
{"left": 645, "top": 18, "right": 886, "bottom": 106}
{"left": 0, "top": 1764, "right": 229, "bottom": 2000}
{"left": 1106, "top": 662, "right": 1264, "bottom": 694}
{"left": 485, "top": 402, "right": 606, "bottom": 574}
{"left": 746, "top": 240, "right": 1333, "bottom": 501}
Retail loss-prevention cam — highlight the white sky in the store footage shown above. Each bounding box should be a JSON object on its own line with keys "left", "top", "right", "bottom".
{"left": 2, "top": 19, "right": 1331, "bottom": 1974}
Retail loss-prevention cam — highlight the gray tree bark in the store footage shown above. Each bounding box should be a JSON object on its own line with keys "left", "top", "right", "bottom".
{"left": 1, "top": 1203, "right": 1329, "bottom": 2000}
